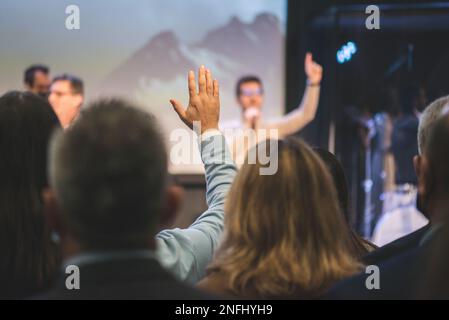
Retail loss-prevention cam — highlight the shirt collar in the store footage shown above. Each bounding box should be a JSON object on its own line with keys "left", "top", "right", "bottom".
{"left": 63, "top": 249, "right": 157, "bottom": 269}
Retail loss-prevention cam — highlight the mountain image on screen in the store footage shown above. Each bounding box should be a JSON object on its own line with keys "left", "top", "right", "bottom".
{"left": 98, "top": 13, "right": 284, "bottom": 123}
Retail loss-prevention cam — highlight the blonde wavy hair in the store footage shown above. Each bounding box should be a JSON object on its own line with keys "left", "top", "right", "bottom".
{"left": 207, "top": 137, "right": 362, "bottom": 299}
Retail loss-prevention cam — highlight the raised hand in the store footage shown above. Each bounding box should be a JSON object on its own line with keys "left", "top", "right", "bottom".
{"left": 305, "top": 52, "right": 323, "bottom": 85}
{"left": 170, "top": 66, "right": 220, "bottom": 134}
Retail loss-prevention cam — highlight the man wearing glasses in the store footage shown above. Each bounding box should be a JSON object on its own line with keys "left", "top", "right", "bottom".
{"left": 222, "top": 53, "right": 323, "bottom": 165}
{"left": 49, "top": 74, "right": 84, "bottom": 129}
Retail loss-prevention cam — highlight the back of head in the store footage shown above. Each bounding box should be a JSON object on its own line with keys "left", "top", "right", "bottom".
{"left": 49, "top": 98, "right": 167, "bottom": 250}
{"left": 0, "top": 91, "right": 60, "bottom": 298}
{"left": 313, "top": 148, "right": 350, "bottom": 221}
{"left": 313, "top": 148, "right": 375, "bottom": 258}
{"left": 211, "top": 137, "right": 360, "bottom": 298}
{"left": 418, "top": 95, "right": 449, "bottom": 155}
{"left": 417, "top": 114, "right": 449, "bottom": 299}
{"left": 426, "top": 114, "right": 449, "bottom": 195}
{"left": 24, "top": 64, "right": 49, "bottom": 87}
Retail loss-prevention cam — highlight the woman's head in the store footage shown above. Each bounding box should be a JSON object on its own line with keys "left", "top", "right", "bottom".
{"left": 0, "top": 91, "right": 61, "bottom": 298}
{"left": 313, "top": 148, "right": 350, "bottom": 222}
{"left": 313, "top": 148, "right": 376, "bottom": 258}
{"left": 210, "top": 137, "right": 361, "bottom": 298}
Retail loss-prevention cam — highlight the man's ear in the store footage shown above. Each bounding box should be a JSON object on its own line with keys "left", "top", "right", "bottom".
{"left": 158, "top": 186, "right": 183, "bottom": 231}
{"left": 416, "top": 156, "right": 432, "bottom": 199}
{"left": 42, "top": 188, "right": 65, "bottom": 237}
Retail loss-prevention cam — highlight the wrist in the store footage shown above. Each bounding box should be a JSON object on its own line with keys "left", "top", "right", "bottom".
{"left": 200, "top": 128, "right": 221, "bottom": 142}
{"left": 306, "top": 78, "right": 321, "bottom": 87}
{"left": 201, "top": 126, "right": 220, "bottom": 135}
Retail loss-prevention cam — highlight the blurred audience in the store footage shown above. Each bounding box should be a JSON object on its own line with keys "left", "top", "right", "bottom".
{"left": 372, "top": 84, "right": 429, "bottom": 246}
{"left": 2, "top": 57, "right": 449, "bottom": 301}
{"left": 328, "top": 113, "right": 449, "bottom": 299}
{"left": 24, "top": 64, "right": 51, "bottom": 99}
{"left": 0, "top": 92, "right": 61, "bottom": 299}
{"left": 197, "top": 138, "right": 362, "bottom": 299}
{"left": 48, "top": 74, "right": 84, "bottom": 129}
{"left": 366, "top": 95, "right": 449, "bottom": 266}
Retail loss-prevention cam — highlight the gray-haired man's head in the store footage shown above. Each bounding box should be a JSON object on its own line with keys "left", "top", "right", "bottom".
{"left": 48, "top": 98, "right": 169, "bottom": 249}
{"left": 418, "top": 95, "right": 449, "bottom": 154}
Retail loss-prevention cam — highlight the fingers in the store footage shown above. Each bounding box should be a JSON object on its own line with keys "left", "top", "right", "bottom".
{"left": 305, "top": 52, "right": 312, "bottom": 68}
{"left": 188, "top": 71, "right": 196, "bottom": 98}
{"left": 206, "top": 69, "right": 213, "bottom": 96}
{"left": 198, "top": 65, "right": 206, "bottom": 94}
{"left": 213, "top": 79, "right": 219, "bottom": 98}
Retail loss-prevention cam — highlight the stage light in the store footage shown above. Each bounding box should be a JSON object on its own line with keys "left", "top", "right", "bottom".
{"left": 337, "top": 41, "right": 357, "bottom": 64}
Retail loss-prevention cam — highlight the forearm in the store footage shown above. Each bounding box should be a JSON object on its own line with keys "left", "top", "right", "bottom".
{"left": 156, "top": 132, "right": 237, "bottom": 283}
{"left": 199, "top": 131, "right": 237, "bottom": 209}
{"left": 272, "top": 84, "right": 320, "bottom": 137}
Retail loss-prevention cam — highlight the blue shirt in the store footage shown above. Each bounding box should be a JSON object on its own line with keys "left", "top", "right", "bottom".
{"left": 156, "top": 132, "right": 237, "bottom": 284}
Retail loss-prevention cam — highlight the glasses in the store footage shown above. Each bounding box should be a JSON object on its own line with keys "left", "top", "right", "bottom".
{"left": 240, "top": 88, "right": 263, "bottom": 97}
{"left": 50, "top": 90, "right": 76, "bottom": 97}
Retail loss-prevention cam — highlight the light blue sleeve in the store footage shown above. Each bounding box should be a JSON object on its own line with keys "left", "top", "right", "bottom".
{"left": 155, "top": 133, "right": 237, "bottom": 284}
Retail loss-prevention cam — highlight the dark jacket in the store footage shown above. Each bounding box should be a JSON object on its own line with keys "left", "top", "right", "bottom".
{"left": 363, "top": 224, "right": 430, "bottom": 265}
{"left": 326, "top": 224, "right": 442, "bottom": 300}
{"left": 37, "top": 257, "right": 215, "bottom": 300}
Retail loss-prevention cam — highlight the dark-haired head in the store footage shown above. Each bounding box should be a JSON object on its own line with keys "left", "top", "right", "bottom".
{"left": 313, "top": 148, "right": 350, "bottom": 222}
{"left": 0, "top": 91, "right": 61, "bottom": 299}
{"left": 313, "top": 148, "right": 377, "bottom": 258}
{"left": 236, "top": 76, "right": 263, "bottom": 97}
{"left": 46, "top": 98, "right": 171, "bottom": 253}
{"left": 236, "top": 76, "right": 264, "bottom": 112}
{"left": 24, "top": 64, "right": 51, "bottom": 98}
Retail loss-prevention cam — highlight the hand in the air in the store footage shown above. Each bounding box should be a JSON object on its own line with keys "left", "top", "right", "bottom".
{"left": 305, "top": 52, "right": 323, "bottom": 85}
{"left": 170, "top": 66, "right": 220, "bottom": 134}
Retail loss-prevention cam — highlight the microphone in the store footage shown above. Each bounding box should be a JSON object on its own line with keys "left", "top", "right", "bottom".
{"left": 244, "top": 107, "right": 260, "bottom": 130}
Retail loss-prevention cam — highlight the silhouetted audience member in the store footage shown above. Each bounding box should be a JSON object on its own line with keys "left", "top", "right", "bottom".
{"left": 40, "top": 67, "right": 235, "bottom": 299}
{"left": 419, "top": 227, "right": 449, "bottom": 299}
{"left": 364, "top": 95, "right": 449, "bottom": 266}
{"left": 327, "top": 114, "right": 449, "bottom": 299}
{"left": 24, "top": 64, "right": 51, "bottom": 98}
{"left": 0, "top": 92, "right": 61, "bottom": 299}
{"left": 314, "top": 148, "right": 377, "bottom": 260}
{"left": 49, "top": 74, "right": 84, "bottom": 129}
{"left": 197, "top": 138, "right": 362, "bottom": 299}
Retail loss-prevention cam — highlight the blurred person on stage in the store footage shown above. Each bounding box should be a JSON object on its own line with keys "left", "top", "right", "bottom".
{"left": 222, "top": 53, "right": 322, "bottom": 165}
